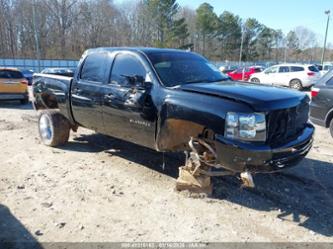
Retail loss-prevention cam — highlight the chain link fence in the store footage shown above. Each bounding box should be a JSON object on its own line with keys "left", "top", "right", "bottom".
{"left": 0, "top": 58, "right": 78, "bottom": 73}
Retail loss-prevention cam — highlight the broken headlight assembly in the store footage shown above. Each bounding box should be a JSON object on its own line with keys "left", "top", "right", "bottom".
{"left": 225, "top": 112, "right": 266, "bottom": 142}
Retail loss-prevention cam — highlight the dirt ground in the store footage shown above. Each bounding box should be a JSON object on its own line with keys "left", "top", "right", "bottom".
{"left": 0, "top": 100, "right": 333, "bottom": 243}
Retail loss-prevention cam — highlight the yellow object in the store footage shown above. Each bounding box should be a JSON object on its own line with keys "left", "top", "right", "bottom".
{"left": 0, "top": 68, "right": 28, "bottom": 95}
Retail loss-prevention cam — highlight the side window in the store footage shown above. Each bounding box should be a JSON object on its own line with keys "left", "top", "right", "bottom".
{"left": 254, "top": 68, "right": 262, "bottom": 73}
{"left": 80, "top": 53, "right": 108, "bottom": 83}
{"left": 265, "top": 66, "right": 278, "bottom": 74}
{"left": 0, "top": 70, "right": 10, "bottom": 78}
{"left": 279, "top": 66, "right": 290, "bottom": 73}
{"left": 326, "top": 77, "right": 333, "bottom": 86}
{"left": 324, "top": 65, "right": 333, "bottom": 71}
{"left": 0, "top": 70, "right": 23, "bottom": 78}
{"left": 308, "top": 66, "right": 319, "bottom": 72}
{"left": 290, "top": 66, "right": 304, "bottom": 72}
{"left": 110, "top": 53, "right": 146, "bottom": 86}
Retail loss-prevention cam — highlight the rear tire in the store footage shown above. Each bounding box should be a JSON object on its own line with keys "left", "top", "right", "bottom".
{"left": 290, "top": 79, "right": 303, "bottom": 90}
{"left": 330, "top": 119, "right": 333, "bottom": 139}
{"left": 251, "top": 78, "right": 260, "bottom": 83}
{"left": 38, "top": 111, "right": 71, "bottom": 147}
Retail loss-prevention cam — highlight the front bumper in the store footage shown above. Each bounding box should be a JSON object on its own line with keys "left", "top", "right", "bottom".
{"left": 214, "top": 123, "right": 314, "bottom": 173}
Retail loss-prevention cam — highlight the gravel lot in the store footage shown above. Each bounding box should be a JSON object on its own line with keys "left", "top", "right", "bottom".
{"left": 0, "top": 101, "right": 333, "bottom": 243}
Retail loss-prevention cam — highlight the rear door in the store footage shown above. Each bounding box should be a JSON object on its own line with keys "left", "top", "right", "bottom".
{"left": 262, "top": 66, "right": 278, "bottom": 84}
{"left": 230, "top": 68, "right": 243, "bottom": 80}
{"left": 70, "top": 52, "right": 108, "bottom": 131}
{"left": 290, "top": 66, "right": 305, "bottom": 83}
{"left": 0, "top": 70, "right": 27, "bottom": 94}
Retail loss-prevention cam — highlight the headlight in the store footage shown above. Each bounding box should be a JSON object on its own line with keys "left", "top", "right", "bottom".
{"left": 225, "top": 112, "right": 266, "bottom": 142}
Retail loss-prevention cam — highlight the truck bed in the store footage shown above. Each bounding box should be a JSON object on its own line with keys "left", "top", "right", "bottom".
{"left": 32, "top": 73, "right": 74, "bottom": 123}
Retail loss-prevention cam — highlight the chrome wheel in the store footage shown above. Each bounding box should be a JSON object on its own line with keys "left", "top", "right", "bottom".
{"left": 39, "top": 114, "right": 53, "bottom": 141}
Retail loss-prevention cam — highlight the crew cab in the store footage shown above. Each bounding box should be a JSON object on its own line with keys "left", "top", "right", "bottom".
{"left": 32, "top": 48, "right": 314, "bottom": 180}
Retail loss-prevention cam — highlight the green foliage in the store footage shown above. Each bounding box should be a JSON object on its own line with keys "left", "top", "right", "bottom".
{"left": 196, "top": 3, "right": 218, "bottom": 36}
{"left": 195, "top": 3, "right": 219, "bottom": 55}
{"left": 217, "top": 11, "right": 242, "bottom": 58}
{"left": 255, "top": 26, "right": 276, "bottom": 60}
{"left": 242, "top": 18, "right": 263, "bottom": 60}
{"left": 143, "top": 0, "right": 189, "bottom": 47}
{"left": 286, "top": 31, "right": 300, "bottom": 50}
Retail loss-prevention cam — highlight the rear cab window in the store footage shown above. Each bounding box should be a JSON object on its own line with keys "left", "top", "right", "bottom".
{"left": 80, "top": 53, "right": 108, "bottom": 83}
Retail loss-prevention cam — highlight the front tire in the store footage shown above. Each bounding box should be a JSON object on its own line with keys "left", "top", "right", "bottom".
{"left": 290, "top": 79, "right": 303, "bottom": 90}
{"left": 251, "top": 78, "right": 260, "bottom": 83}
{"left": 38, "top": 111, "right": 71, "bottom": 147}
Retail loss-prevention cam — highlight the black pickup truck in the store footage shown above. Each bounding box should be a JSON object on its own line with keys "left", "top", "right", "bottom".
{"left": 32, "top": 48, "right": 314, "bottom": 189}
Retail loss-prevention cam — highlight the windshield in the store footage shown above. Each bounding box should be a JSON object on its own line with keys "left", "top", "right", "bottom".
{"left": 147, "top": 52, "right": 229, "bottom": 87}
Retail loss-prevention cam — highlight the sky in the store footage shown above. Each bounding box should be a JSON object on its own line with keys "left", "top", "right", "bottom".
{"left": 177, "top": 0, "right": 333, "bottom": 45}
{"left": 116, "top": 0, "right": 333, "bottom": 45}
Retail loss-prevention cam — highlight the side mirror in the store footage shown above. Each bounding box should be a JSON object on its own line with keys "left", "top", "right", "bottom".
{"left": 121, "top": 74, "right": 145, "bottom": 86}
{"left": 134, "top": 75, "right": 145, "bottom": 85}
{"left": 121, "top": 74, "right": 152, "bottom": 89}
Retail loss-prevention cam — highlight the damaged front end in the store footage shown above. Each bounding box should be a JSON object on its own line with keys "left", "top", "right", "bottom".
{"left": 176, "top": 137, "right": 254, "bottom": 195}
{"left": 175, "top": 103, "right": 314, "bottom": 195}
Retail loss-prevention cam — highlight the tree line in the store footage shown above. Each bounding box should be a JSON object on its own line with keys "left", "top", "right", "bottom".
{"left": 0, "top": 0, "right": 332, "bottom": 62}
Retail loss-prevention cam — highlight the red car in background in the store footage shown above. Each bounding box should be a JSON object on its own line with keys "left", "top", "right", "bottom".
{"left": 227, "top": 66, "right": 264, "bottom": 81}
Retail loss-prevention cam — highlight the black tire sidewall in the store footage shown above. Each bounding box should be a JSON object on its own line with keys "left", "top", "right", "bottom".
{"left": 290, "top": 79, "right": 302, "bottom": 90}
{"left": 38, "top": 111, "right": 70, "bottom": 147}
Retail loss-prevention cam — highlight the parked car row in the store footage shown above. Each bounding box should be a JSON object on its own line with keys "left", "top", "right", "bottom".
{"left": 227, "top": 66, "right": 264, "bottom": 81}
{"left": 0, "top": 67, "right": 75, "bottom": 104}
{"left": 219, "top": 63, "right": 323, "bottom": 91}
{"left": 250, "top": 63, "right": 321, "bottom": 90}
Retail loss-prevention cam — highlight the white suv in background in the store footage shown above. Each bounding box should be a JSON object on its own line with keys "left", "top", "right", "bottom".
{"left": 249, "top": 64, "right": 321, "bottom": 90}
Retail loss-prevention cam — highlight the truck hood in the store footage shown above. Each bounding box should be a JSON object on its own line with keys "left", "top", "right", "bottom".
{"left": 180, "top": 81, "right": 308, "bottom": 112}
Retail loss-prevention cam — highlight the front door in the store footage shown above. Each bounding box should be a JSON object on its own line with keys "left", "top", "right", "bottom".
{"left": 262, "top": 66, "right": 279, "bottom": 84}
{"left": 277, "top": 66, "right": 291, "bottom": 86}
{"left": 102, "top": 52, "right": 156, "bottom": 148}
{"left": 71, "top": 52, "right": 108, "bottom": 131}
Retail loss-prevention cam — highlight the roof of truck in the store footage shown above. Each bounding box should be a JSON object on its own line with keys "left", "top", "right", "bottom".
{"left": 85, "top": 47, "right": 193, "bottom": 56}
